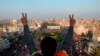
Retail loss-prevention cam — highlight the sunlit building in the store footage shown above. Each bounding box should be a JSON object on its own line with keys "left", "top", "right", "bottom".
{"left": 75, "top": 25, "right": 89, "bottom": 35}
{"left": 47, "top": 26, "right": 60, "bottom": 30}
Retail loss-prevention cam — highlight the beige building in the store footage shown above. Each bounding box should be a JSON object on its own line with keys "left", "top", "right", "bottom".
{"left": 47, "top": 26, "right": 60, "bottom": 30}
{"left": 75, "top": 25, "right": 89, "bottom": 35}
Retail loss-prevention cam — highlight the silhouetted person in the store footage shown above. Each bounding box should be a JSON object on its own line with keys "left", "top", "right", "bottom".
{"left": 21, "top": 13, "right": 76, "bottom": 56}
{"left": 41, "top": 36, "right": 57, "bottom": 56}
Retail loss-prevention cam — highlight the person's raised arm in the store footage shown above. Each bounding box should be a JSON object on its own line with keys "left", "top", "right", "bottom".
{"left": 21, "top": 13, "right": 29, "bottom": 33}
{"left": 61, "top": 14, "right": 76, "bottom": 54}
{"left": 21, "top": 13, "right": 36, "bottom": 55}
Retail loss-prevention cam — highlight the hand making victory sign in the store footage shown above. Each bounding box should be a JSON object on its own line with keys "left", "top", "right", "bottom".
{"left": 21, "top": 13, "right": 28, "bottom": 26}
{"left": 69, "top": 14, "right": 76, "bottom": 26}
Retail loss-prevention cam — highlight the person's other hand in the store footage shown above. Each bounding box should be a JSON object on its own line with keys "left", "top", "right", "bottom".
{"left": 21, "top": 13, "right": 28, "bottom": 26}
{"left": 69, "top": 14, "right": 76, "bottom": 26}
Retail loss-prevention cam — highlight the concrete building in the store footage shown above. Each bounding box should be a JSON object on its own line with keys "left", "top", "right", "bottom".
{"left": 75, "top": 25, "right": 89, "bottom": 35}
{"left": 47, "top": 26, "right": 60, "bottom": 30}
{"left": 97, "top": 37, "right": 100, "bottom": 42}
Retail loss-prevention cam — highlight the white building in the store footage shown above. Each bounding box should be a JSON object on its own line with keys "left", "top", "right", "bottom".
{"left": 97, "top": 37, "right": 100, "bottom": 42}
{"left": 87, "top": 42, "right": 97, "bottom": 54}
{"left": 47, "top": 26, "right": 60, "bottom": 30}
{"left": 75, "top": 25, "right": 89, "bottom": 35}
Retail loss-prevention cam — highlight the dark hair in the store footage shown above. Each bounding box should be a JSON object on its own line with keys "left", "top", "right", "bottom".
{"left": 41, "top": 36, "right": 57, "bottom": 56}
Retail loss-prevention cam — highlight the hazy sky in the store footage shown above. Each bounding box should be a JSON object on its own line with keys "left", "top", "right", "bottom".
{"left": 0, "top": 0, "right": 100, "bottom": 19}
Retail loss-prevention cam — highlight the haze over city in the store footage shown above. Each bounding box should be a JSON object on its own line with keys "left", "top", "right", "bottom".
{"left": 0, "top": 0, "right": 100, "bottom": 19}
{"left": 0, "top": 0, "right": 100, "bottom": 56}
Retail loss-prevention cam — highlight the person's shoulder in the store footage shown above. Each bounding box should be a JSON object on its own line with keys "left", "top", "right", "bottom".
{"left": 55, "top": 50, "right": 68, "bottom": 56}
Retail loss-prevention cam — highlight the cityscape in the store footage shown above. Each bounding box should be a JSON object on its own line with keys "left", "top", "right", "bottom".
{"left": 0, "top": 0, "right": 100, "bottom": 56}
{"left": 0, "top": 18, "right": 100, "bottom": 39}
{"left": 0, "top": 18, "right": 100, "bottom": 56}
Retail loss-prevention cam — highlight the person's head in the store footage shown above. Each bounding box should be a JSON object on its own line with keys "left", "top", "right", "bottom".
{"left": 41, "top": 36, "right": 57, "bottom": 56}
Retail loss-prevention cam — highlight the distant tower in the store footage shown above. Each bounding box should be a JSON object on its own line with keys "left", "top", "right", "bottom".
{"left": 87, "top": 30, "right": 93, "bottom": 41}
{"left": 0, "top": 22, "right": 3, "bottom": 37}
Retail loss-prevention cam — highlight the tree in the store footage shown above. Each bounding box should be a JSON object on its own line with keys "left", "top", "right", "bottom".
{"left": 57, "top": 33, "right": 63, "bottom": 42}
